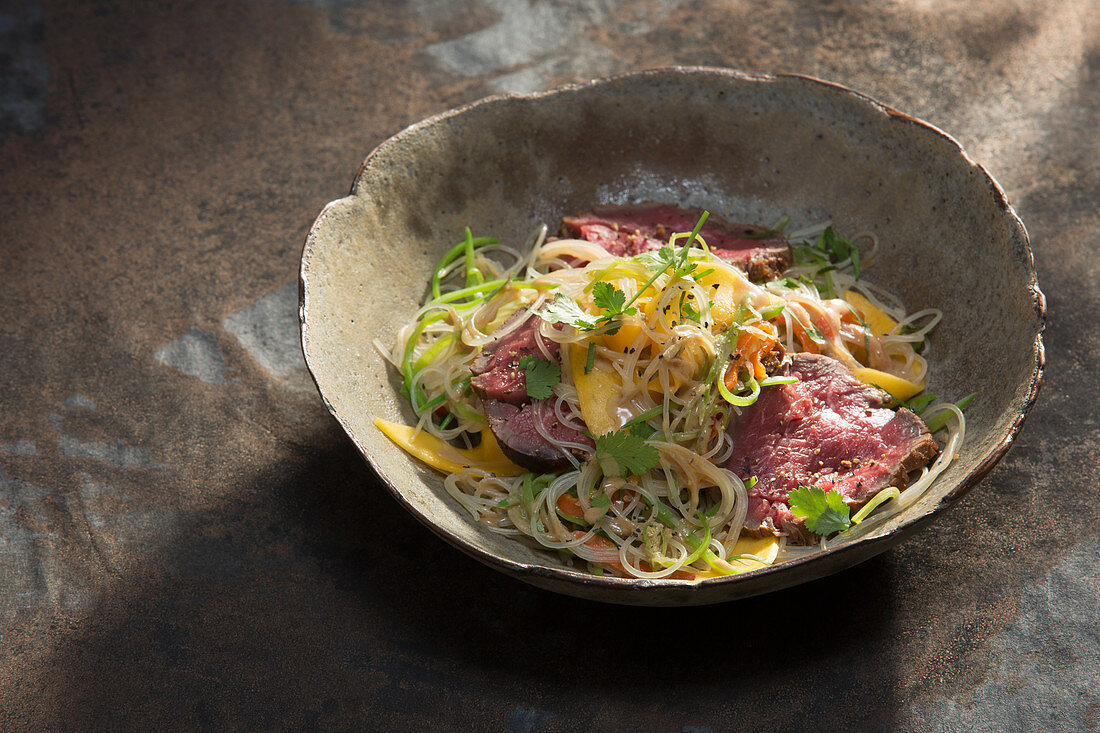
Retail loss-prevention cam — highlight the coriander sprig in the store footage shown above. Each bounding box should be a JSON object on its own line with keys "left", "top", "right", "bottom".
{"left": 539, "top": 281, "right": 636, "bottom": 334}
{"left": 593, "top": 425, "right": 659, "bottom": 477}
{"left": 517, "top": 354, "right": 561, "bottom": 400}
{"left": 788, "top": 485, "right": 851, "bottom": 535}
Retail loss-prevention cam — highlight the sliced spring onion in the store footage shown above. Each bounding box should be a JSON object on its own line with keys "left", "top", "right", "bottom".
{"left": 412, "top": 333, "right": 455, "bottom": 372}
{"left": 719, "top": 374, "right": 761, "bottom": 407}
{"left": 681, "top": 513, "right": 712, "bottom": 566}
{"left": 418, "top": 375, "right": 471, "bottom": 414}
{"left": 903, "top": 392, "right": 939, "bottom": 415}
{"left": 758, "top": 375, "right": 798, "bottom": 387}
{"left": 759, "top": 303, "right": 785, "bottom": 320}
{"left": 642, "top": 496, "right": 730, "bottom": 573}
{"left": 431, "top": 278, "right": 509, "bottom": 306}
{"left": 462, "top": 227, "right": 483, "bottom": 290}
{"left": 431, "top": 234, "right": 497, "bottom": 299}
{"left": 623, "top": 405, "right": 663, "bottom": 429}
{"left": 851, "top": 487, "right": 900, "bottom": 525}
{"left": 402, "top": 312, "right": 446, "bottom": 411}
{"left": 924, "top": 393, "right": 976, "bottom": 433}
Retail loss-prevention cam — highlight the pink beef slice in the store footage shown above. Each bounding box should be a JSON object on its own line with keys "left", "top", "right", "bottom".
{"left": 560, "top": 203, "right": 792, "bottom": 281}
{"left": 470, "top": 311, "right": 554, "bottom": 405}
{"left": 725, "top": 353, "right": 938, "bottom": 543}
{"left": 471, "top": 311, "right": 592, "bottom": 472}
{"left": 481, "top": 399, "right": 592, "bottom": 474}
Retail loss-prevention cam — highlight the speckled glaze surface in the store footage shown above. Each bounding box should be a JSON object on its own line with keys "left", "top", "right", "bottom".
{"left": 301, "top": 68, "right": 1044, "bottom": 605}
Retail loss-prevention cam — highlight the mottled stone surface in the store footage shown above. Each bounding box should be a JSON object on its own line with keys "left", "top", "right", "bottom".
{"left": 0, "top": 0, "right": 1096, "bottom": 730}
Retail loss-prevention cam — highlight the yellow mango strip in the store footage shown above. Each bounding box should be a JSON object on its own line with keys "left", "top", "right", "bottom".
{"left": 695, "top": 534, "right": 781, "bottom": 578}
{"left": 600, "top": 276, "right": 659, "bottom": 352}
{"left": 851, "top": 366, "right": 925, "bottom": 402}
{"left": 601, "top": 319, "right": 643, "bottom": 353}
{"left": 844, "top": 289, "right": 898, "bottom": 337}
{"left": 374, "top": 418, "right": 525, "bottom": 476}
{"left": 647, "top": 373, "right": 684, "bottom": 397}
{"left": 698, "top": 268, "right": 748, "bottom": 330}
{"left": 697, "top": 266, "right": 782, "bottom": 330}
{"left": 569, "top": 344, "right": 623, "bottom": 436}
{"left": 845, "top": 290, "right": 925, "bottom": 396}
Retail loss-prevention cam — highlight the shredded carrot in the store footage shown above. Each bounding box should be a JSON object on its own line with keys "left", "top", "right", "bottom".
{"left": 557, "top": 493, "right": 584, "bottom": 519}
{"left": 792, "top": 320, "right": 821, "bottom": 353}
{"left": 752, "top": 353, "right": 766, "bottom": 380}
{"left": 724, "top": 323, "right": 779, "bottom": 388}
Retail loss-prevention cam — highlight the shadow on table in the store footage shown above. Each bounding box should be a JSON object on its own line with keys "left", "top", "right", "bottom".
{"left": 22, "top": 432, "right": 902, "bottom": 729}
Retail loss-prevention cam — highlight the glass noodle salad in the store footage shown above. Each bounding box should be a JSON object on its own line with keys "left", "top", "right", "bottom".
{"left": 375, "top": 205, "right": 971, "bottom": 580}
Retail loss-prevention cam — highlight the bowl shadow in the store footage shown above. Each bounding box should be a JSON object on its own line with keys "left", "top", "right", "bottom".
{"left": 16, "top": 433, "right": 903, "bottom": 729}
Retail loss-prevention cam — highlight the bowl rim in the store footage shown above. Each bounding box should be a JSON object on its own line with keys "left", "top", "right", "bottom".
{"left": 300, "top": 66, "right": 1046, "bottom": 603}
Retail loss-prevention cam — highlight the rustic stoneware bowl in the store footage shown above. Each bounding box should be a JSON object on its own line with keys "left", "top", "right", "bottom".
{"left": 300, "top": 67, "right": 1044, "bottom": 606}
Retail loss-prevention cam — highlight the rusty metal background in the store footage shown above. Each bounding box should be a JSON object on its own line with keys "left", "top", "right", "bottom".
{"left": 1, "top": 1, "right": 1096, "bottom": 729}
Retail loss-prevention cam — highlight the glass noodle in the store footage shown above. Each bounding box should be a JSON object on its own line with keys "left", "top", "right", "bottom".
{"left": 375, "top": 215, "right": 966, "bottom": 579}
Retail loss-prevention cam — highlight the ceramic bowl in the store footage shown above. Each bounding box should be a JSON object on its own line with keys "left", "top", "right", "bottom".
{"left": 299, "top": 68, "right": 1044, "bottom": 605}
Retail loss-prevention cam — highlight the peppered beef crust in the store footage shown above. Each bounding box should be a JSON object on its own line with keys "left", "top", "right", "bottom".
{"left": 561, "top": 203, "right": 792, "bottom": 280}
{"left": 726, "top": 353, "right": 938, "bottom": 543}
{"left": 471, "top": 311, "right": 592, "bottom": 472}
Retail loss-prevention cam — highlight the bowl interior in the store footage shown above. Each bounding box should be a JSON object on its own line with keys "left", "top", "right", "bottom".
{"left": 300, "top": 68, "right": 1043, "bottom": 605}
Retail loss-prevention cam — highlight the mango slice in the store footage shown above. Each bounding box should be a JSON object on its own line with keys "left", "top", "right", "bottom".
{"left": 726, "top": 533, "right": 781, "bottom": 572}
{"left": 851, "top": 366, "right": 925, "bottom": 402}
{"left": 601, "top": 320, "right": 643, "bottom": 353}
{"left": 845, "top": 290, "right": 926, "bottom": 399}
{"left": 374, "top": 418, "right": 525, "bottom": 476}
{"left": 698, "top": 268, "right": 753, "bottom": 329}
{"left": 696, "top": 534, "right": 781, "bottom": 578}
{"left": 569, "top": 344, "right": 623, "bottom": 436}
{"left": 844, "top": 289, "right": 898, "bottom": 337}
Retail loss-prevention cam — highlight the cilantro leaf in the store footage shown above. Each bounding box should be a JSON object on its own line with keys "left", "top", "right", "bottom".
{"left": 589, "top": 281, "right": 637, "bottom": 335}
{"left": 517, "top": 354, "right": 561, "bottom": 400}
{"left": 788, "top": 485, "right": 852, "bottom": 535}
{"left": 793, "top": 227, "right": 862, "bottom": 288}
{"left": 593, "top": 428, "right": 659, "bottom": 477}
{"left": 539, "top": 293, "right": 596, "bottom": 330}
{"left": 654, "top": 245, "right": 676, "bottom": 268}
{"left": 821, "top": 226, "right": 851, "bottom": 262}
{"left": 592, "top": 281, "right": 634, "bottom": 315}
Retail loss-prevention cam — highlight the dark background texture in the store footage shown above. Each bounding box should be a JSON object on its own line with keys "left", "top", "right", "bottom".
{"left": 1, "top": 1, "right": 1097, "bottom": 730}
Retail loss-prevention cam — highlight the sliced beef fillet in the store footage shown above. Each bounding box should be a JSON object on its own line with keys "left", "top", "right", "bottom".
{"left": 470, "top": 311, "right": 549, "bottom": 405}
{"left": 481, "top": 400, "right": 592, "bottom": 474}
{"left": 471, "top": 311, "right": 593, "bottom": 472}
{"left": 725, "top": 353, "right": 938, "bottom": 543}
{"left": 561, "top": 203, "right": 793, "bottom": 281}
